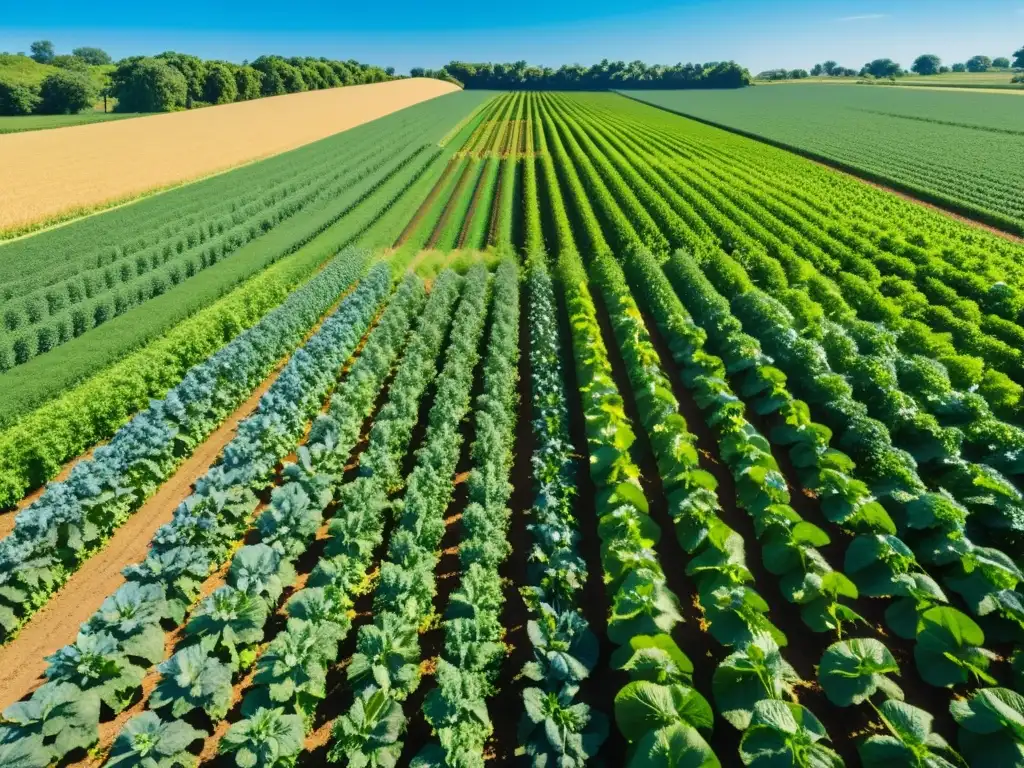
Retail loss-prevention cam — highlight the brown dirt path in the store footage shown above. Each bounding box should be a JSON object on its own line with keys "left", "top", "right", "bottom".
{"left": 0, "top": 79, "right": 460, "bottom": 234}
{"left": 0, "top": 364, "right": 283, "bottom": 710}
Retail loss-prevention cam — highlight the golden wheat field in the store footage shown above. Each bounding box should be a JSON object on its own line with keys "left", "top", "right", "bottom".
{"left": 0, "top": 77, "right": 460, "bottom": 233}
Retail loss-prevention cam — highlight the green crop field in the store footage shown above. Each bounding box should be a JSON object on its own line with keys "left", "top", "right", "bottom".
{"left": 621, "top": 85, "right": 1024, "bottom": 234}
{"left": 1, "top": 88, "right": 1023, "bottom": 768}
{"left": 0, "top": 111, "right": 148, "bottom": 134}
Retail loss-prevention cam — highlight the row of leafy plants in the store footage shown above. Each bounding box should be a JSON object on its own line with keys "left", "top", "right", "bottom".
{"left": 0, "top": 261, "right": 394, "bottom": 766}
{"left": 326, "top": 265, "right": 491, "bottom": 763}
{"left": 416, "top": 259, "right": 520, "bottom": 765}
{"left": 514, "top": 255, "right": 607, "bottom": 765}
{"left": 617, "top": 247, "right": 994, "bottom": 763}
{"left": 0, "top": 130, "right": 427, "bottom": 372}
{"left": 0, "top": 249, "right": 373, "bottom": 643}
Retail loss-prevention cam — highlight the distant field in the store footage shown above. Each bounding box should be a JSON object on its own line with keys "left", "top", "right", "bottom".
{"left": 760, "top": 71, "right": 1024, "bottom": 91}
{"left": 0, "top": 111, "right": 148, "bottom": 134}
{"left": 0, "top": 77, "right": 461, "bottom": 234}
{"left": 622, "top": 85, "right": 1024, "bottom": 233}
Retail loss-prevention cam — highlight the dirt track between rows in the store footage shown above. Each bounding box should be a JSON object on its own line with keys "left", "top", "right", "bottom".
{"left": 0, "top": 78, "right": 459, "bottom": 233}
{"left": 0, "top": 371, "right": 279, "bottom": 710}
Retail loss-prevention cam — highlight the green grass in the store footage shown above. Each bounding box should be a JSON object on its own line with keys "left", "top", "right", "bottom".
{"left": 0, "top": 111, "right": 149, "bottom": 134}
{"left": 758, "top": 71, "right": 1024, "bottom": 90}
{"left": 620, "top": 85, "right": 1024, "bottom": 233}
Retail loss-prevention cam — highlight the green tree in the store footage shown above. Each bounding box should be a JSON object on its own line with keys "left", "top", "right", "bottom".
{"left": 71, "top": 47, "right": 112, "bottom": 65}
{"left": 51, "top": 54, "right": 89, "bottom": 72}
{"left": 0, "top": 77, "right": 41, "bottom": 115}
{"left": 38, "top": 70, "right": 97, "bottom": 114}
{"left": 252, "top": 56, "right": 306, "bottom": 96}
{"left": 233, "top": 65, "right": 262, "bottom": 100}
{"left": 993, "top": 57, "right": 1011, "bottom": 69}
{"left": 155, "top": 52, "right": 206, "bottom": 107}
{"left": 822, "top": 60, "right": 839, "bottom": 75}
{"left": 939, "top": 65, "right": 951, "bottom": 73}
{"left": 863, "top": 58, "right": 902, "bottom": 77}
{"left": 911, "top": 54, "right": 941, "bottom": 75}
{"left": 966, "top": 55, "right": 992, "bottom": 72}
{"left": 203, "top": 62, "right": 238, "bottom": 104}
{"left": 811, "top": 63, "right": 824, "bottom": 76}
{"left": 111, "top": 57, "right": 187, "bottom": 112}
{"left": 789, "top": 69, "right": 809, "bottom": 79}
{"left": 952, "top": 62, "right": 968, "bottom": 72}
{"left": 29, "top": 40, "right": 55, "bottom": 64}
{"left": 1014, "top": 46, "right": 1024, "bottom": 69}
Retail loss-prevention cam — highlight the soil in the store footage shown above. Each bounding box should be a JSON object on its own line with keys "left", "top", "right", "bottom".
{"left": 0, "top": 79, "right": 460, "bottom": 234}
{"left": 426, "top": 160, "right": 474, "bottom": 249}
{"left": 0, "top": 370, "right": 281, "bottom": 711}
{"left": 394, "top": 158, "right": 458, "bottom": 247}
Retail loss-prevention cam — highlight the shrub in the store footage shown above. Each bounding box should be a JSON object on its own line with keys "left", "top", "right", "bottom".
{"left": 38, "top": 70, "right": 98, "bottom": 115}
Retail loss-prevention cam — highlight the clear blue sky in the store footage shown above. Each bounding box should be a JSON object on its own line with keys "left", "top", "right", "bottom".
{"left": 1, "top": 0, "right": 1021, "bottom": 74}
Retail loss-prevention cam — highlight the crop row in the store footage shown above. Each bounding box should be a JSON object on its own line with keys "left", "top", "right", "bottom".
{"left": 0, "top": 249, "right": 374, "bottom": 642}
{"left": 0, "top": 260, "right": 394, "bottom": 765}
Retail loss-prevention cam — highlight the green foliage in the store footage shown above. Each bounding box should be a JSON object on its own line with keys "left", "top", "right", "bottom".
{"left": 860, "top": 700, "right": 964, "bottom": 767}
{"left": 71, "top": 47, "right": 112, "bottom": 65}
{"left": 29, "top": 41, "right": 54, "bottom": 65}
{"left": 518, "top": 685, "right": 609, "bottom": 768}
{"left": 950, "top": 687, "right": 1024, "bottom": 765}
{"left": 818, "top": 638, "right": 902, "bottom": 707}
{"left": 739, "top": 701, "right": 843, "bottom": 767}
{"left": 111, "top": 57, "right": 187, "bottom": 112}
{"left": 107, "top": 712, "right": 205, "bottom": 768}
{"left": 220, "top": 708, "right": 305, "bottom": 768}
{"left": 151, "top": 646, "right": 233, "bottom": 720}
{"left": 0, "top": 76, "right": 41, "bottom": 115}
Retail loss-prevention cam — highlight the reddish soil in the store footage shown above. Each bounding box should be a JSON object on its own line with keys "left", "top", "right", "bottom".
{"left": 394, "top": 158, "right": 458, "bottom": 247}
{"left": 425, "top": 160, "right": 474, "bottom": 249}
{"left": 0, "top": 374, "right": 278, "bottom": 711}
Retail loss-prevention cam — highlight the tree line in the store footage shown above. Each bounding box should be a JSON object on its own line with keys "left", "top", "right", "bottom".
{"left": 411, "top": 59, "right": 752, "bottom": 90}
{"left": 0, "top": 41, "right": 396, "bottom": 116}
{"left": 758, "top": 46, "right": 1024, "bottom": 82}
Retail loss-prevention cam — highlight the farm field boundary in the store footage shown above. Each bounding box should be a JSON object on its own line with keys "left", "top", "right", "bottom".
{"left": 617, "top": 88, "right": 1024, "bottom": 236}
{"left": 0, "top": 77, "right": 460, "bottom": 234}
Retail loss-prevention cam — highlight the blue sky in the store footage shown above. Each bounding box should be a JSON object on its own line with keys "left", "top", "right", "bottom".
{"left": 1, "top": 0, "right": 1021, "bottom": 74}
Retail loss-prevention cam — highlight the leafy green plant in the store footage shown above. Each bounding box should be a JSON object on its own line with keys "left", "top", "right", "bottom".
{"left": 914, "top": 606, "right": 996, "bottom": 687}
{"left": 518, "top": 684, "right": 608, "bottom": 768}
{"left": 739, "top": 700, "right": 843, "bottom": 767}
{"left": 186, "top": 585, "right": 269, "bottom": 669}
{"left": 614, "top": 680, "right": 714, "bottom": 743}
{"left": 0, "top": 735, "right": 50, "bottom": 768}
{"left": 818, "top": 638, "right": 903, "bottom": 707}
{"left": 859, "top": 700, "right": 965, "bottom": 767}
{"left": 243, "top": 619, "right": 337, "bottom": 721}
{"left": 220, "top": 707, "right": 305, "bottom": 768}
{"left": 84, "top": 582, "right": 169, "bottom": 665}
{"left": 348, "top": 613, "right": 421, "bottom": 699}
{"left": 44, "top": 631, "right": 145, "bottom": 713}
{"left": 151, "top": 645, "right": 232, "bottom": 720}
{"left": 327, "top": 688, "right": 406, "bottom": 767}
{"left": 950, "top": 687, "right": 1024, "bottom": 766}
{"left": 107, "top": 712, "right": 205, "bottom": 768}
{"left": 522, "top": 603, "right": 599, "bottom": 685}
{"left": 611, "top": 634, "right": 694, "bottom": 685}
{"left": 229, "top": 544, "right": 297, "bottom": 606}
{"left": 713, "top": 633, "right": 800, "bottom": 730}
{"left": 0, "top": 681, "right": 100, "bottom": 761}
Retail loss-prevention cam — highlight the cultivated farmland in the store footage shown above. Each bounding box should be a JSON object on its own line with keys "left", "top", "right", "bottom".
{"left": 624, "top": 85, "right": 1024, "bottom": 234}
{"left": 1, "top": 88, "right": 1023, "bottom": 768}
{"left": 0, "top": 77, "right": 461, "bottom": 234}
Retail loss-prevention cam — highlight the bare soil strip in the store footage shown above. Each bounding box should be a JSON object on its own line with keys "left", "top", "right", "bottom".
{"left": 0, "top": 79, "right": 459, "bottom": 233}
{"left": 0, "top": 284, "right": 357, "bottom": 709}
{"left": 0, "top": 373, "right": 276, "bottom": 710}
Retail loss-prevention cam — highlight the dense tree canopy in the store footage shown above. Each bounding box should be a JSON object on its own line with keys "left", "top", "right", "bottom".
{"left": 110, "top": 57, "right": 188, "bottom": 112}
{"left": 966, "top": 55, "right": 992, "bottom": 72}
{"left": 911, "top": 54, "right": 941, "bottom": 75}
{"left": 37, "top": 70, "right": 97, "bottom": 114}
{"left": 233, "top": 66, "right": 262, "bottom": 100}
{"left": 1014, "top": 46, "right": 1024, "bottom": 69}
{"left": 952, "top": 62, "right": 967, "bottom": 72}
{"left": 861, "top": 58, "right": 902, "bottom": 78}
{"left": 418, "top": 59, "right": 751, "bottom": 90}
{"left": 203, "top": 62, "right": 238, "bottom": 104}
{"left": 992, "top": 57, "right": 1011, "bottom": 69}
{"left": 28, "top": 40, "right": 54, "bottom": 64}
{"left": 71, "top": 47, "right": 112, "bottom": 65}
